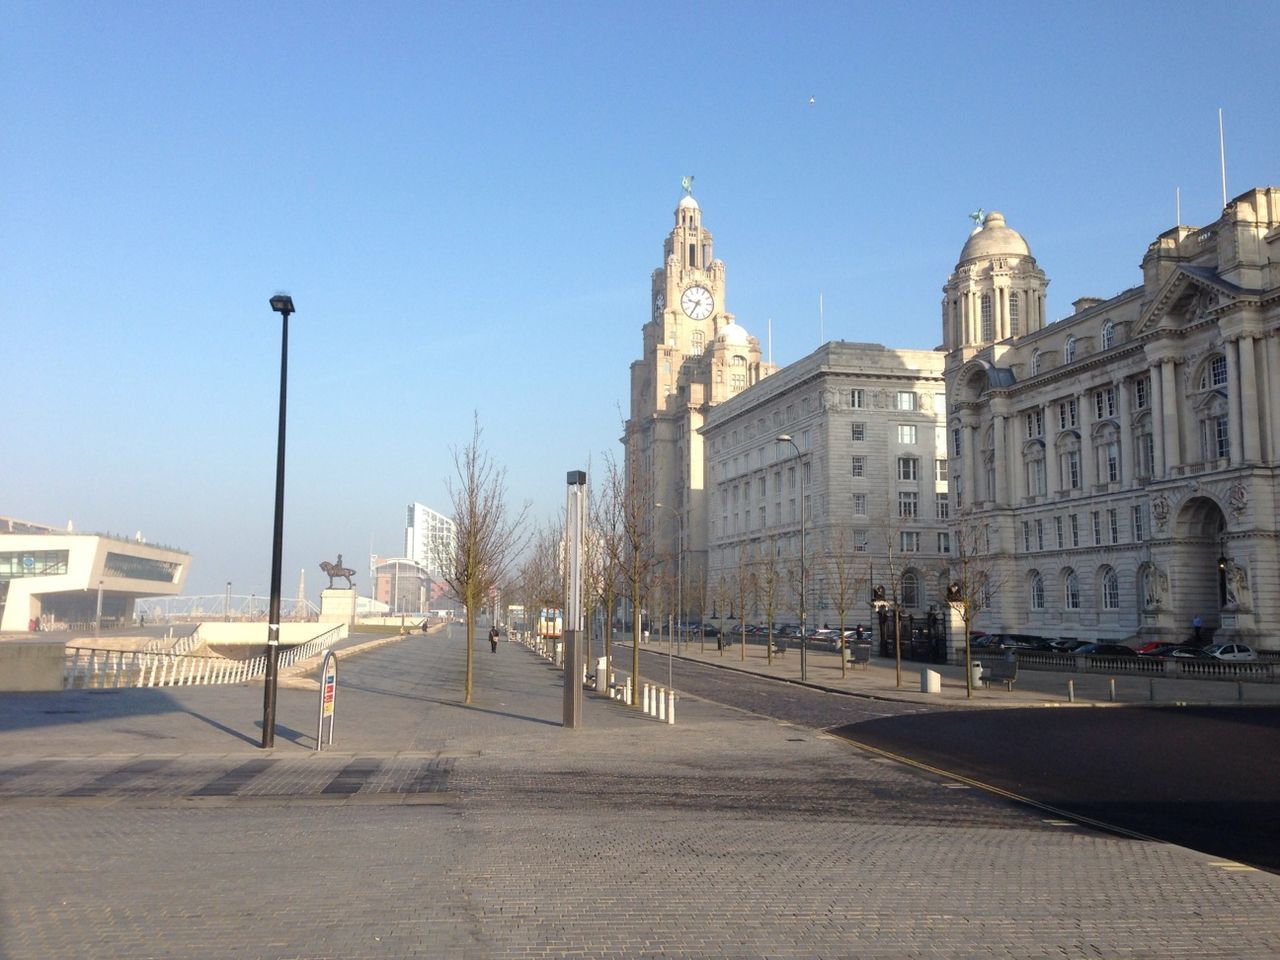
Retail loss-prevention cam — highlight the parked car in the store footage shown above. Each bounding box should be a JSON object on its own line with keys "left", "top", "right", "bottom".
{"left": 1166, "top": 645, "right": 1214, "bottom": 659}
{"left": 987, "top": 633, "right": 1052, "bottom": 651}
{"left": 1048, "top": 638, "right": 1090, "bottom": 653}
{"left": 1137, "top": 642, "right": 1182, "bottom": 657}
{"left": 1074, "top": 642, "right": 1137, "bottom": 657}
{"left": 1204, "top": 642, "right": 1258, "bottom": 662}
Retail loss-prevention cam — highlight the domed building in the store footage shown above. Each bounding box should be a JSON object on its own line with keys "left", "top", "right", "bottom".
{"left": 942, "top": 188, "right": 1280, "bottom": 649}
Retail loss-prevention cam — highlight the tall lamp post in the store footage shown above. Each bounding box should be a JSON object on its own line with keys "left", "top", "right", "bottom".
{"left": 261, "top": 293, "right": 295, "bottom": 749}
{"left": 777, "top": 435, "right": 807, "bottom": 681}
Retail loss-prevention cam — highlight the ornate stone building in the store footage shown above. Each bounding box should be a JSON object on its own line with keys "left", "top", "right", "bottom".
{"left": 945, "top": 188, "right": 1280, "bottom": 647}
{"left": 623, "top": 192, "right": 776, "bottom": 596}
{"left": 702, "top": 342, "right": 949, "bottom": 626}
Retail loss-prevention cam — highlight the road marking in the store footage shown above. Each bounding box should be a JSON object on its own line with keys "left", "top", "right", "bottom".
{"left": 1043, "top": 819, "right": 1075, "bottom": 826}
{"left": 1209, "top": 860, "right": 1257, "bottom": 872}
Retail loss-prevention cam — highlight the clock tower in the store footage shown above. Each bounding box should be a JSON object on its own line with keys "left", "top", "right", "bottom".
{"left": 624, "top": 188, "right": 775, "bottom": 610}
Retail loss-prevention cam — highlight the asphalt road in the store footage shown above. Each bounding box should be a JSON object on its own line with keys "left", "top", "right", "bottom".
{"left": 640, "top": 646, "right": 1280, "bottom": 873}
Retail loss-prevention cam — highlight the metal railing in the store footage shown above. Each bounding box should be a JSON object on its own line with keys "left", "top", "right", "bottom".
{"left": 64, "top": 625, "right": 344, "bottom": 689}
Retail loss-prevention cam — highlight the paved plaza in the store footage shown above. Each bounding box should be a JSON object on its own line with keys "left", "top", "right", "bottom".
{"left": 1, "top": 627, "right": 1278, "bottom": 958}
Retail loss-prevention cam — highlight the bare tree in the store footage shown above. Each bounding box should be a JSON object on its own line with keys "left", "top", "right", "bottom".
{"left": 753, "top": 540, "right": 782, "bottom": 664}
{"left": 591, "top": 469, "right": 625, "bottom": 680}
{"left": 729, "top": 545, "right": 755, "bottom": 661}
{"left": 604, "top": 453, "right": 657, "bottom": 706}
{"left": 444, "top": 415, "right": 530, "bottom": 704}
{"left": 824, "top": 526, "right": 869, "bottom": 678}
{"left": 714, "top": 572, "right": 732, "bottom": 655}
{"left": 946, "top": 519, "right": 1007, "bottom": 698}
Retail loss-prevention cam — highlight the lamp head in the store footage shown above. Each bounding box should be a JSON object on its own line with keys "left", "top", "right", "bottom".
{"left": 269, "top": 293, "right": 295, "bottom": 316}
{"left": 776, "top": 434, "right": 793, "bottom": 443}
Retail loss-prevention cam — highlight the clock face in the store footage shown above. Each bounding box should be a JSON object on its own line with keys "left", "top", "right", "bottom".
{"left": 681, "top": 285, "right": 714, "bottom": 320}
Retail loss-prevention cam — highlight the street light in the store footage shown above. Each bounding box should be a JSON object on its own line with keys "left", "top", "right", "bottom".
{"left": 777, "top": 434, "right": 807, "bottom": 681}
{"left": 225, "top": 581, "right": 231, "bottom": 622}
{"left": 261, "top": 293, "right": 295, "bottom": 749}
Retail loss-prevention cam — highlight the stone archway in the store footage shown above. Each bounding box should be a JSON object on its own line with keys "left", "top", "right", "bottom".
{"left": 1172, "top": 496, "right": 1228, "bottom": 639}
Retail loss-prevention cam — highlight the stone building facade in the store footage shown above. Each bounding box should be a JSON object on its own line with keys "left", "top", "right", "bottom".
{"left": 623, "top": 192, "right": 776, "bottom": 594}
{"left": 944, "top": 188, "right": 1280, "bottom": 647}
{"left": 702, "top": 342, "right": 950, "bottom": 627}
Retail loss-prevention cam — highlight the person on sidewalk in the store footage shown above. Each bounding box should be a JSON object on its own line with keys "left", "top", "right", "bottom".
{"left": 489, "top": 625, "right": 499, "bottom": 653}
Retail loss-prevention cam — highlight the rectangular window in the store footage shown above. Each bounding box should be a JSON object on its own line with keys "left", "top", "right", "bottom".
{"left": 952, "top": 428, "right": 962, "bottom": 456}
{"left": 1108, "top": 508, "right": 1119, "bottom": 544}
{"left": 898, "top": 424, "right": 917, "bottom": 445}
{"left": 852, "top": 494, "right": 867, "bottom": 516}
{"left": 1137, "top": 434, "right": 1154, "bottom": 477}
{"left": 1066, "top": 450, "right": 1081, "bottom": 489}
{"left": 936, "top": 492, "right": 950, "bottom": 520}
{"left": 1025, "top": 409, "right": 1044, "bottom": 438}
{"left": 896, "top": 391, "right": 917, "bottom": 411}
{"left": 1022, "top": 521, "right": 1031, "bottom": 552}
{"left": 802, "top": 428, "right": 811, "bottom": 450}
{"left": 851, "top": 422, "right": 866, "bottom": 441}
{"left": 898, "top": 491, "right": 918, "bottom": 518}
{"left": 851, "top": 456, "right": 866, "bottom": 478}
{"left": 854, "top": 529, "right": 869, "bottom": 552}
{"left": 1054, "top": 516, "right": 1063, "bottom": 549}
{"left": 1135, "top": 376, "right": 1150, "bottom": 410}
{"left": 935, "top": 458, "right": 948, "bottom": 481}
{"left": 1106, "top": 442, "right": 1120, "bottom": 483}
{"left": 758, "top": 506, "right": 766, "bottom": 530}
{"left": 1092, "top": 511, "right": 1102, "bottom": 546}
{"left": 1132, "top": 504, "right": 1145, "bottom": 542}
{"left": 1070, "top": 514, "right": 1080, "bottom": 547}
{"left": 935, "top": 393, "right": 947, "bottom": 414}
{"left": 898, "top": 457, "right": 919, "bottom": 481}
{"left": 1029, "top": 459, "right": 1046, "bottom": 497}
{"left": 1058, "top": 398, "right": 1078, "bottom": 430}
{"left": 851, "top": 389, "right": 865, "bottom": 409}
{"left": 937, "top": 532, "right": 951, "bottom": 554}
{"left": 900, "top": 531, "right": 920, "bottom": 552}
{"left": 1094, "top": 387, "right": 1117, "bottom": 419}
{"left": 1036, "top": 519, "right": 1044, "bottom": 551}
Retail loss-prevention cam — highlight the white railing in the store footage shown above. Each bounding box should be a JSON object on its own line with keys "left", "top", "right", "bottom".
{"left": 64, "top": 625, "right": 344, "bottom": 689}
{"left": 1014, "top": 649, "right": 1280, "bottom": 683}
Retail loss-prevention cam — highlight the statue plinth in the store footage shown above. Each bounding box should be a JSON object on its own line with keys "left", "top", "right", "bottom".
{"left": 319, "top": 588, "right": 357, "bottom": 626}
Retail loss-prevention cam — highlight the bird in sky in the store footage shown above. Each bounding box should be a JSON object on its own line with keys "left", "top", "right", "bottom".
{"left": 808, "top": 96, "right": 816, "bottom": 106}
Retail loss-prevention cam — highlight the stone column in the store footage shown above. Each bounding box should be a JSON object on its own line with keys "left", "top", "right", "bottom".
{"left": 992, "top": 412, "right": 1008, "bottom": 505}
{"left": 1161, "top": 358, "right": 1181, "bottom": 471}
{"left": 1239, "top": 335, "right": 1261, "bottom": 463}
{"left": 1079, "top": 389, "right": 1096, "bottom": 492}
{"left": 1118, "top": 375, "right": 1134, "bottom": 486}
{"left": 1150, "top": 363, "right": 1166, "bottom": 477}
{"left": 1268, "top": 335, "right": 1280, "bottom": 461}
{"left": 1225, "top": 339, "right": 1244, "bottom": 465}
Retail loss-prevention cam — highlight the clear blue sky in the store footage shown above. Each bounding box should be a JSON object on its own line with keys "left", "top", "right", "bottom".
{"left": 5, "top": 1, "right": 1277, "bottom": 599}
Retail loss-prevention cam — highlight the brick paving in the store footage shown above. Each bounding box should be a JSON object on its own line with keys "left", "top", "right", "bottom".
{"left": 1, "top": 628, "right": 1278, "bottom": 958}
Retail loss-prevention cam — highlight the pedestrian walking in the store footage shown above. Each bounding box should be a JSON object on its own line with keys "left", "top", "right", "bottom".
{"left": 1192, "top": 614, "right": 1203, "bottom": 644}
{"left": 489, "top": 625, "right": 499, "bottom": 653}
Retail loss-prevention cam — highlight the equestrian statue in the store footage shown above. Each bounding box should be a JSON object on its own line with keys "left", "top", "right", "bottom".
{"left": 320, "top": 553, "right": 356, "bottom": 590}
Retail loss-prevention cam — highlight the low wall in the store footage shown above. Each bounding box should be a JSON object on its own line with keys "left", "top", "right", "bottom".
{"left": 0, "top": 640, "right": 66, "bottom": 691}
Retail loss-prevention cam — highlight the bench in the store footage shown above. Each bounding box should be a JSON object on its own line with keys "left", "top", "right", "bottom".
{"left": 845, "top": 644, "right": 871, "bottom": 669}
{"left": 980, "top": 658, "right": 1019, "bottom": 690}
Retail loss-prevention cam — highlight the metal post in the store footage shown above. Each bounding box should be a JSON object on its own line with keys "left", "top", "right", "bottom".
{"left": 778, "top": 435, "right": 806, "bottom": 682}
{"left": 95, "top": 580, "right": 104, "bottom": 636}
{"left": 261, "top": 294, "right": 295, "bottom": 750}
{"left": 563, "top": 470, "right": 587, "bottom": 729}
{"left": 225, "top": 582, "right": 231, "bottom": 622}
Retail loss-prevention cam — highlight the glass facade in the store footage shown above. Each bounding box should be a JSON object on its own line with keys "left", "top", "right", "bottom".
{"left": 103, "top": 552, "right": 181, "bottom": 583}
{"left": 0, "top": 550, "right": 69, "bottom": 579}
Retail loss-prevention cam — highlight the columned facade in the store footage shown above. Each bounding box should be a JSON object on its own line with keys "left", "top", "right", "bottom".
{"left": 944, "top": 188, "right": 1280, "bottom": 647}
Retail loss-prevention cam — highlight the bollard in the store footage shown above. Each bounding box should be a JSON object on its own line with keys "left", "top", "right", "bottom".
{"left": 1109, "top": 678, "right": 1116, "bottom": 702}
{"left": 624, "top": 678, "right": 632, "bottom": 704}
{"left": 657, "top": 687, "right": 666, "bottom": 721}
{"left": 643, "top": 683, "right": 651, "bottom": 714}
{"left": 1149, "top": 678, "right": 1156, "bottom": 702}
{"left": 1238, "top": 680, "right": 1245, "bottom": 702}
{"left": 1067, "top": 679, "right": 1075, "bottom": 703}
{"left": 667, "top": 689, "right": 676, "bottom": 725}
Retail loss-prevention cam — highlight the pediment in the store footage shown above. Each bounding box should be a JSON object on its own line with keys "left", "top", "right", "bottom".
{"left": 1135, "top": 265, "right": 1251, "bottom": 335}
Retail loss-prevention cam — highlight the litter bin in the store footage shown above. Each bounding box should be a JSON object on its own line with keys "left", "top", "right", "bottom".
{"left": 970, "top": 660, "right": 983, "bottom": 688}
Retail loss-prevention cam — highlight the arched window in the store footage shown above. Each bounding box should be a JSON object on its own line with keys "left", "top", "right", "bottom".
{"left": 691, "top": 331, "right": 705, "bottom": 356}
{"left": 1009, "top": 292, "right": 1020, "bottom": 336}
{"left": 1029, "top": 571, "right": 1045, "bottom": 610}
{"left": 1101, "top": 321, "right": 1115, "bottom": 350}
{"left": 732, "top": 354, "right": 746, "bottom": 366}
{"left": 1064, "top": 569, "right": 1081, "bottom": 609}
{"left": 1101, "top": 567, "right": 1120, "bottom": 609}
{"left": 980, "top": 294, "right": 993, "bottom": 341}
{"left": 1030, "top": 349, "right": 1042, "bottom": 375}
{"left": 1200, "top": 355, "right": 1228, "bottom": 390}
{"left": 1064, "top": 336, "right": 1078, "bottom": 363}
{"left": 902, "top": 571, "right": 919, "bottom": 608}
